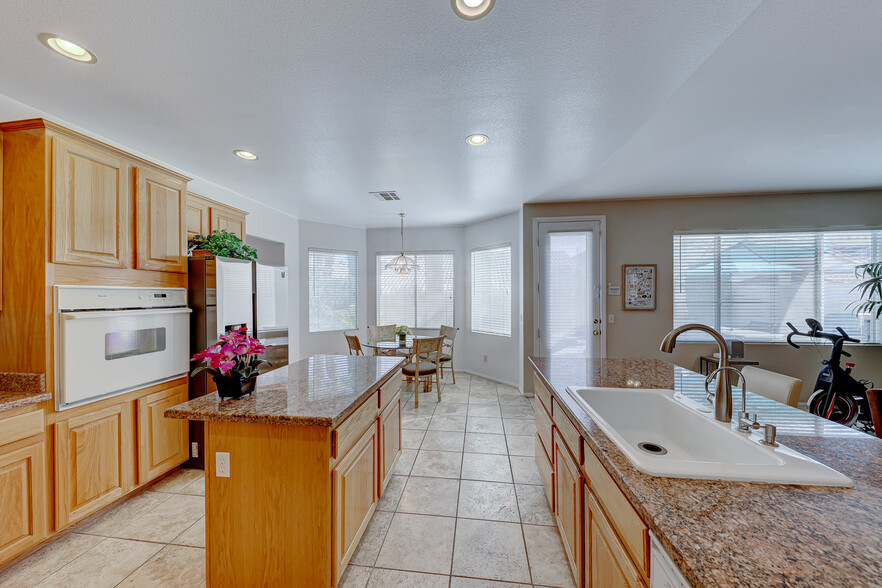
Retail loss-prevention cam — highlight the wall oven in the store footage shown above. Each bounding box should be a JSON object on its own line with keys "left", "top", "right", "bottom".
{"left": 55, "top": 286, "right": 191, "bottom": 410}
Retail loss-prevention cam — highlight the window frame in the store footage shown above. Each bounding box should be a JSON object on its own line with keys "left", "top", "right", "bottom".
{"left": 375, "top": 250, "right": 456, "bottom": 330}
{"left": 470, "top": 243, "right": 512, "bottom": 337}
{"left": 307, "top": 247, "right": 359, "bottom": 334}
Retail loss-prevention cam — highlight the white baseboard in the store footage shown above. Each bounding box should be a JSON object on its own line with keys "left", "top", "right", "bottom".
{"left": 458, "top": 369, "right": 524, "bottom": 394}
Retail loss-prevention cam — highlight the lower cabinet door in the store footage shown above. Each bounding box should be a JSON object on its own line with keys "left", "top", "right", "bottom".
{"left": 554, "top": 431, "right": 582, "bottom": 586}
{"left": 379, "top": 394, "right": 401, "bottom": 493}
{"left": 333, "top": 424, "right": 379, "bottom": 583}
{"left": 0, "top": 441, "right": 47, "bottom": 565}
{"left": 55, "top": 402, "right": 135, "bottom": 528}
{"left": 587, "top": 492, "right": 646, "bottom": 588}
{"left": 137, "top": 384, "right": 189, "bottom": 484}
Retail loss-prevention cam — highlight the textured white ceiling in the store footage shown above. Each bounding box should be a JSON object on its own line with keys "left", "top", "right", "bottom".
{"left": 0, "top": 1, "right": 878, "bottom": 228}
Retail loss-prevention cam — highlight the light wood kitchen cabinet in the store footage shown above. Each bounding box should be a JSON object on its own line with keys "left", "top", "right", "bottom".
{"left": 379, "top": 393, "right": 401, "bottom": 492}
{"left": 554, "top": 430, "right": 583, "bottom": 584}
{"left": 55, "top": 402, "right": 136, "bottom": 528}
{"left": 137, "top": 384, "right": 189, "bottom": 484}
{"left": 587, "top": 492, "right": 646, "bottom": 588}
{"left": 187, "top": 192, "right": 247, "bottom": 239}
{"left": 52, "top": 135, "right": 131, "bottom": 268}
{"left": 333, "top": 423, "right": 379, "bottom": 583}
{"left": 135, "top": 167, "right": 187, "bottom": 273}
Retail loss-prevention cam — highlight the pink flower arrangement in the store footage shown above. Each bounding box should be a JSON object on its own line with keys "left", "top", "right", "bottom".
{"left": 190, "top": 327, "right": 271, "bottom": 380}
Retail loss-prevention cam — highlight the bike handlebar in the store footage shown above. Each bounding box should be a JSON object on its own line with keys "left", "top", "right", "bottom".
{"left": 785, "top": 319, "right": 861, "bottom": 348}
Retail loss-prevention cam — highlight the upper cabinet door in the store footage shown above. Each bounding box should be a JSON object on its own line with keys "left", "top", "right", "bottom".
{"left": 186, "top": 193, "right": 210, "bottom": 240}
{"left": 210, "top": 205, "right": 246, "bottom": 239}
{"left": 52, "top": 136, "right": 131, "bottom": 268}
{"left": 135, "top": 167, "right": 187, "bottom": 273}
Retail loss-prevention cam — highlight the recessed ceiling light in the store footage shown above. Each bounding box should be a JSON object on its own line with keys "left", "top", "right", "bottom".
{"left": 466, "top": 134, "right": 489, "bottom": 146}
{"left": 233, "top": 150, "right": 259, "bottom": 161}
{"left": 451, "top": 0, "right": 495, "bottom": 20}
{"left": 38, "top": 33, "right": 97, "bottom": 64}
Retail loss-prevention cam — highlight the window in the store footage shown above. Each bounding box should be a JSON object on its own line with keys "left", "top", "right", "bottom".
{"left": 308, "top": 249, "right": 358, "bottom": 332}
{"left": 377, "top": 252, "right": 454, "bottom": 328}
{"left": 673, "top": 229, "right": 882, "bottom": 343}
{"left": 471, "top": 244, "right": 512, "bottom": 336}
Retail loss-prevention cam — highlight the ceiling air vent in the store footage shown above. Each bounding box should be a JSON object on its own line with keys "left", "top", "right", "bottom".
{"left": 370, "top": 191, "right": 400, "bottom": 202}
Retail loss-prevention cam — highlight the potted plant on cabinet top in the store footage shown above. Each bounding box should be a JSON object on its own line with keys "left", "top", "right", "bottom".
{"left": 188, "top": 229, "right": 258, "bottom": 261}
{"left": 191, "top": 327, "right": 271, "bottom": 400}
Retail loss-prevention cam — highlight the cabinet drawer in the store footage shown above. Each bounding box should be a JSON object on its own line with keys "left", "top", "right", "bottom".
{"left": 379, "top": 369, "right": 403, "bottom": 412}
{"left": 534, "top": 397, "right": 552, "bottom": 459}
{"left": 584, "top": 439, "right": 649, "bottom": 577}
{"left": 333, "top": 392, "right": 379, "bottom": 460}
{"left": 0, "top": 409, "right": 45, "bottom": 447}
{"left": 552, "top": 398, "right": 582, "bottom": 464}
{"left": 535, "top": 435, "right": 554, "bottom": 512}
{"left": 533, "top": 374, "right": 552, "bottom": 415}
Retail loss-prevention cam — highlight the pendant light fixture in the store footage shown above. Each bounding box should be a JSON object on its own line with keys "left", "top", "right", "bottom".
{"left": 385, "top": 213, "right": 419, "bottom": 275}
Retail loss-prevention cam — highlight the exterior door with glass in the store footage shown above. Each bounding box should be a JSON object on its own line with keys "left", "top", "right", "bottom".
{"left": 536, "top": 219, "right": 604, "bottom": 359}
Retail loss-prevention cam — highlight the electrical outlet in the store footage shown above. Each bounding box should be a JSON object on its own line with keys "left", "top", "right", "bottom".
{"left": 190, "top": 442, "right": 199, "bottom": 459}
{"left": 215, "top": 452, "right": 230, "bottom": 478}
{"left": 483, "top": 355, "right": 488, "bottom": 363}
{"left": 608, "top": 314, "right": 615, "bottom": 324}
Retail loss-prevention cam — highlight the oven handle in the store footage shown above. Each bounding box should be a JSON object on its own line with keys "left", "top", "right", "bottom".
{"left": 60, "top": 308, "right": 193, "bottom": 320}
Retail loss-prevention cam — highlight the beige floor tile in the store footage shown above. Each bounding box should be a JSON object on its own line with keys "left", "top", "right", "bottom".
{"left": 394, "top": 449, "right": 418, "bottom": 475}
{"left": 427, "top": 414, "right": 467, "bottom": 432}
{"left": 171, "top": 516, "right": 206, "bottom": 547}
{"left": 502, "top": 418, "right": 537, "bottom": 436}
{"left": 113, "top": 494, "right": 205, "bottom": 543}
{"left": 421, "top": 430, "right": 465, "bottom": 452}
{"left": 457, "top": 480, "right": 519, "bottom": 522}
{"left": 500, "top": 405, "right": 533, "bottom": 419}
{"left": 350, "top": 511, "right": 394, "bottom": 566}
{"left": 451, "top": 578, "right": 531, "bottom": 587}
{"left": 463, "top": 432, "right": 508, "bottom": 455}
{"left": 522, "top": 524, "right": 577, "bottom": 588}
{"left": 461, "top": 453, "right": 512, "bottom": 483}
{"left": 510, "top": 456, "right": 543, "bottom": 485}
{"left": 403, "top": 402, "right": 438, "bottom": 416}
{"left": 0, "top": 533, "right": 105, "bottom": 587}
{"left": 374, "top": 513, "right": 456, "bottom": 575}
{"left": 498, "top": 395, "right": 531, "bottom": 407}
{"left": 34, "top": 537, "right": 162, "bottom": 588}
{"left": 506, "top": 435, "right": 535, "bottom": 457}
{"left": 465, "top": 417, "right": 504, "bottom": 434}
{"left": 402, "top": 428, "right": 426, "bottom": 449}
{"left": 116, "top": 544, "right": 205, "bottom": 587}
{"left": 366, "top": 569, "right": 450, "bottom": 587}
{"left": 339, "top": 565, "right": 372, "bottom": 588}
{"left": 178, "top": 476, "right": 205, "bottom": 496}
{"left": 397, "top": 477, "right": 460, "bottom": 516}
{"left": 410, "top": 450, "right": 463, "bottom": 478}
{"left": 76, "top": 491, "right": 171, "bottom": 537}
{"left": 434, "top": 402, "right": 469, "bottom": 415}
{"left": 468, "top": 403, "right": 502, "bottom": 418}
{"left": 402, "top": 414, "right": 433, "bottom": 431}
{"left": 148, "top": 468, "right": 204, "bottom": 494}
{"left": 496, "top": 384, "right": 520, "bottom": 395}
{"left": 378, "top": 475, "right": 408, "bottom": 511}
{"left": 515, "top": 484, "right": 555, "bottom": 526}
{"left": 452, "top": 519, "right": 530, "bottom": 583}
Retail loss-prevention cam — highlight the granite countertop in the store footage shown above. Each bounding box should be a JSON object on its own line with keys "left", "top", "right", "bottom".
{"left": 0, "top": 372, "right": 50, "bottom": 411}
{"left": 166, "top": 354, "right": 406, "bottom": 427}
{"left": 529, "top": 357, "right": 882, "bottom": 588}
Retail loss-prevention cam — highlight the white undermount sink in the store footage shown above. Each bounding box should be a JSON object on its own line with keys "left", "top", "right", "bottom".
{"left": 565, "top": 386, "right": 853, "bottom": 487}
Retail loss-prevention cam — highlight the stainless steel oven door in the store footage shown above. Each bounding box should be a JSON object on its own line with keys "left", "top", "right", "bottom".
{"left": 57, "top": 307, "right": 191, "bottom": 409}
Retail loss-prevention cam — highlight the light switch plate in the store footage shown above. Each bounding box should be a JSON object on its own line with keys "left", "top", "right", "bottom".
{"left": 216, "top": 452, "right": 230, "bottom": 478}
{"left": 608, "top": 314, "right": 615, "bottom": 324}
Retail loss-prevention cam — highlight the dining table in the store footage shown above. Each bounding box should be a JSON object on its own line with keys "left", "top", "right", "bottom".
{"left": 361, "top": 335, "right": 427, "bottom": 359}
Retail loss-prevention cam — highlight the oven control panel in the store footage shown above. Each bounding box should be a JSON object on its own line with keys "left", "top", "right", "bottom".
{"left": 57, "top": 286, "right": 188, "bottom": 312}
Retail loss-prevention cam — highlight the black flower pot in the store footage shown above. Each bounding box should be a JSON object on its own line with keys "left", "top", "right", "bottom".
{"left": 213, "top": 375, "right": 257, "bottom": 400}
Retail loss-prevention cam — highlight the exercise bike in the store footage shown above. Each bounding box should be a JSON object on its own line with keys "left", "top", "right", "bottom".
{"left": 786, "top": 318, "right": 875, "bottom": 432}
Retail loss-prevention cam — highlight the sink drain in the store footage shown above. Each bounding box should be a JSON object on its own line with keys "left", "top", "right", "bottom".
{"left": 637, "top": 442, "right": 668, "bottom": 455}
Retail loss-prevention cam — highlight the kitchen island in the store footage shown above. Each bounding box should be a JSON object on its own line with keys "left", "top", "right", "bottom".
{"left": 166, "top": 354, "right": 406, "bottom": 587}
{"left": 530, "top": 357, "right": 882, "bottom": 588}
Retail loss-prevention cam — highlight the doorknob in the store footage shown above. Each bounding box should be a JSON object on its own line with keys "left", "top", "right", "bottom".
{"left": 593, "top": 330, "right": 600, "bottom": 336}
{"left": 593, "top": 318, "right": 601, "bottom": 324}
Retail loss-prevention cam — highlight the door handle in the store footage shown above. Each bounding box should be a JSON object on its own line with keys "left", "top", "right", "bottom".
{"left": 593, "top": 330, "right": 600, "bottom": 336}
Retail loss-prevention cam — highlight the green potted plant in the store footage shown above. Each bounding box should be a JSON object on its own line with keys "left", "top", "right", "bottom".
{"left": 189, "top": 229, "right": 258, "bottom": 261}
{"left": 396, "top": 325, "right": 413, "bottom": 346}
{"left": 191, "top": 327, "right": 271, "bottom": 400}
{"left": 852, "top": 261, "right": 882, "bottom": 318}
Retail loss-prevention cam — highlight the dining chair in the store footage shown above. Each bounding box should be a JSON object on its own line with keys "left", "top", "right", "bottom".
{"left": 866, "top": 389, "right": 882, "bottom": 439}
{"left": 438, "top": 325, "right": 459, "bottom": 384}
{"left": 367, "top": 324, "right": 399, "bottom": 357}
{"left": 739, "top": 366, "right": 802, "bottom": 408}
{"left": 402, "top": 336, "right": 444, "bottom": 407}
{"left": 344, "top": 333, "right": 364, "bottom": 356}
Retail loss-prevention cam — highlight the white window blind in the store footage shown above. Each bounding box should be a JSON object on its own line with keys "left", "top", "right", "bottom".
{"left": 471, "top": 245, "right": 511, "bottom": 336}
{"left": 673, "top": 229, "right": 882, "bottom": 343}
{"left": 308, "top": 249, "right": 358, "bottom": 333}
{"left": 377, "top": 252, "right": 454, "bottom": 328}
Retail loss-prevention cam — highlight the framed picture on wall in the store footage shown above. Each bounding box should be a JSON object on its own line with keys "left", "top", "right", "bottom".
{"left": 622, "top": 264, "right": 656, "bottom": 311}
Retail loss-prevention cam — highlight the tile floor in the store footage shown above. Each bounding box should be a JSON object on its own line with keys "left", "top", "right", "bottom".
{"left": 0, "top": 372, "right": 575, "bottom": 588}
